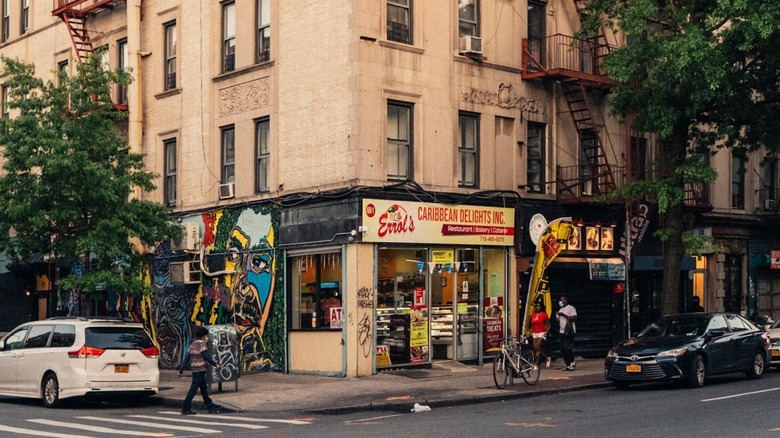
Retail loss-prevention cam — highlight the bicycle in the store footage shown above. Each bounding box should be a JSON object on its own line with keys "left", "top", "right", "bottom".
{"left": 489, "top": 336, "right": 540, "bottom": 388}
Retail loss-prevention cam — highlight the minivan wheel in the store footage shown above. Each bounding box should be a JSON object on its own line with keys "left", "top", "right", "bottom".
{"left": 687, "top": 355, "right": 706, "bottom": 388}
{"left": 746, "top": 351, "right": 765, "bottom": 379}
{"left": 42, "top": 373, "right": 60, "bottom": 408}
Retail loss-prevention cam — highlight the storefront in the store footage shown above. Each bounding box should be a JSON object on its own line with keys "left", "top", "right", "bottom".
{"left": 362, "top": 199, "right": 515, "bottom": 368}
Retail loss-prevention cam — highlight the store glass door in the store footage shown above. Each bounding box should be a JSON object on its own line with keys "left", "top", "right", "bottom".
{"left": 430, "top": 248, "right": 479, "bottom": 361}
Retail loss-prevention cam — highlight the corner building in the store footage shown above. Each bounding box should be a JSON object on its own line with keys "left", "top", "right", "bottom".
{"left": 13, "top": 0, "right": 777, "bottom": 378}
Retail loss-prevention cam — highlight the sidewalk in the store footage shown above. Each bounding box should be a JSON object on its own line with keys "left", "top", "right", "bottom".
{"left": 155, "top": 357, "right": 610, "bottom": 414}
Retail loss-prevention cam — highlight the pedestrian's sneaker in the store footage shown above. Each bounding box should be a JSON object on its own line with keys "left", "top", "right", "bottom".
{"left": 570, "top": 361, "right": 576, "bottom": 370}
{"left": 181, "top": 410, "right": 197, "bottom": 415}
{"left": 208, "top": 407, "right": 222, "bottom": 414}
{"left": 545, "top": 357, "right": 551, "bottom": 368}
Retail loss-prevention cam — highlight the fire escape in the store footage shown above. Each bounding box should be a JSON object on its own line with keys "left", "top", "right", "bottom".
{"left": 522, "top": 0, "right": 621, "bottom": 202}
{"left": 52, "top": 0, "right": 126, "bottom": 62}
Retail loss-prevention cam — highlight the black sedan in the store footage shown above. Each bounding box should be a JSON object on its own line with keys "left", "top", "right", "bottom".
{"left": 605, "top": 312, "right": 771, "bottom": 389}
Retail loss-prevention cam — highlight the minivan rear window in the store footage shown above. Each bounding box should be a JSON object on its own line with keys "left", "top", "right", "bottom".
{"left": 85, "top": 327, "right": 154, "bottom": 349}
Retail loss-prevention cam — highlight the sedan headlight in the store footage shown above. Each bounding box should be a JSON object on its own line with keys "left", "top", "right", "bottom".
{"left": 657, "top": 347, "right": 687, "bottom": 358}
{"left": 607, "top": 348, "right": 618, "bottom": 359}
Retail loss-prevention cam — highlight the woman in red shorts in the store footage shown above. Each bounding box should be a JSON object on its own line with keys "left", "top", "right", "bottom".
{"left": 530, "top": 302, "right": 551, "bottom": 369}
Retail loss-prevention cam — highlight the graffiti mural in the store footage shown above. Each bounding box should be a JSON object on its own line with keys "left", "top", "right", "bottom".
{"left": 146, "top": 204, "right": 284, "bottom": 373}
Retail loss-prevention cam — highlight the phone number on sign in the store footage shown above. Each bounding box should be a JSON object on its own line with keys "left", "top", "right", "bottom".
{"left": 479, "top": 236, "right": 505, "bottom": 243}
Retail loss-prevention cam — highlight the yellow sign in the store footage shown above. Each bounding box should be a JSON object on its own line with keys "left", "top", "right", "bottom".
{"left": 376, "top": 345, "right": 392, "bottom": 367}
{"left": 361, "top": 199, "right": 515, "bottom": 246}
{"left": 523, "top": 218, "right": 573, "bottom": 336}
{"left": 410, "top": 321, "right": 428, "bottom": 347}
{"left": 432, "top": 250, "right": 454, "bottom": 264}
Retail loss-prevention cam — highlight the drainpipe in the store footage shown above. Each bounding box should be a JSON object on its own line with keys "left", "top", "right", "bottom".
{"left": 127, "top": 0, "right": 143, "bottom": 200}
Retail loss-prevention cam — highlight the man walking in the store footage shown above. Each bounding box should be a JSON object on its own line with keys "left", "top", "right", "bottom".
{"left": 556, "top": 295, "right": 578, "bottom": 371}
{"left": 178, "top": 326, "right": 221, "bottom": 415}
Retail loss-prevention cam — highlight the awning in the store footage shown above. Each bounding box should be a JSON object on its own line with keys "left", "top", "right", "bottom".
{"left": 587, "top": 258, "right": 625, "bottom": 281}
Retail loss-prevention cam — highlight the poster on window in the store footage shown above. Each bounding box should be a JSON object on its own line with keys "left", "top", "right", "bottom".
{"left": 585, "top": 226, "right": 600, "bottom": 250}
{"left": 567, "top": 226, "right": 582, "bottom": 250}
{"left": 600, "top": 228, "right": 614, "bottom": 250}
{"left": 329, "top": 307, "right": 343, "bottom": 329}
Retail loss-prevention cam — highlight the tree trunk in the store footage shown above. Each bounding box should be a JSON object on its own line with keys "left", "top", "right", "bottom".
{"left": 659, "top": 125, "right": 689, "bottom": 316}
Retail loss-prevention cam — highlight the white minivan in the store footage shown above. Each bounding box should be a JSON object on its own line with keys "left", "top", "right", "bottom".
{"left": 0, "top": 318, "right": 159, "bottom": 407}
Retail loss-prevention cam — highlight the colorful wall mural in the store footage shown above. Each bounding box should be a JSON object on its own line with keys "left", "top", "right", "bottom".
{"left": 145, "top": 204, "right": 284, "bottom": 373}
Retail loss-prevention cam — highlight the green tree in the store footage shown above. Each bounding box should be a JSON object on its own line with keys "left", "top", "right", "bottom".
{"left": 584, "top": 0, "right": 780, "bottom": 316}
{"left": 0, "top": 54, "right": 180, "bottom": 308}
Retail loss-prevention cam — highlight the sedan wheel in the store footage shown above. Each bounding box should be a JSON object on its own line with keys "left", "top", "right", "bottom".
{"left": 687, "top": 355, "right": 706, "bottom": 388}
{"left": 746, "top": 351, "right": 765, "bottom": 379}
{"left": 42, "top": 374, "right": 60, "bottom": 408}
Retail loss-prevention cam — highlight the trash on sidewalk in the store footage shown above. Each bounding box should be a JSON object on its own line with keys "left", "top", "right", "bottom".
{"left": 411, "top": 403, "right": 431, "bottom": 413}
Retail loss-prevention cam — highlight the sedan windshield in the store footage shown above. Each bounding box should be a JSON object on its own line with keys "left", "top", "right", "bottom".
{"left": 638, "top": 315, "right": 709, "bottom": 338}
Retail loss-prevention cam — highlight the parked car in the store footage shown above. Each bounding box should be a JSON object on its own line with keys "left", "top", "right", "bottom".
{"left": 604, "top": 312, "right": 771, "bottom": 389}
{"left": 768, "top": 318, "right": 780, "bottom": 368}
{"left": 0, "top": 318, "right": 159, "bottom": 407}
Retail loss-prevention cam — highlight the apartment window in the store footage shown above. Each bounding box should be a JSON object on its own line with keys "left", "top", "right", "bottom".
{"left": 731, "top": 153, "right": 745, "bottom": 209}
{"left": 527, "top": 122, "right": 546, "bottom": 193}
{"left": 20, "top": 0, "right": 27, "bottom": 35}
{"left": 630, "top": 136, "right": 648, "bottom": 181}
{"left": 762, "top": 158, "right": 778, "bottom": 208}
{"left": 57, "top": 60, "right": 68, "bottom": 85}
{"left": 527, "top": 1, "right": 546, "bottom": 70}
{"left": 2, "top": 0, "right": 9, "bottom": 42}
{"left": 458, "top": 0, "right": 479, "bottom": 37}
{"left": 164, "top": 139, "right": 177, "bottom": 207}
{"left": 256, "top": 0, "right": 270, "bottom": 62}
{"left": 387, "top": 0, "right": 411, "bottom": 44}
{"left": 117, "top": 39, "right": 128, "bottom": 104}
{"left": 1, "top": 86, "right": 8, "bottom": 119}
{"left": 387, "top": 101, "right": 412, "bottom": 181}
{"left": 222, "top": 2, "right": 236, "bottom": 72}
{"left": 458, "top": 112, "right": 479, "bottom": 188}
{"left": 221, "top": 126, "right": 235, "bottom": 184}
{"left": 98, "top": 46, "right": 110, "bottom": 71}
{"left": 164, "top": 22, "right": 177, "bottom": 90}
{"left": 255, "top": 117, "right": 270, "bottom": 193}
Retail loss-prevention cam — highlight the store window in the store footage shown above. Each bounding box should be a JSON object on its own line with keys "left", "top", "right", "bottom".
{"left": 290, "top": 252, "right": 343, "bottom": 330}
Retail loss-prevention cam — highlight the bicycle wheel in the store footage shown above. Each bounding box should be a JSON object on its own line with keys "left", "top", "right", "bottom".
{"left": 520, "top": 350, "right": 540, "bottom": 385}
{"left": 493, "top": 352, "right": 509, "bottom": 389}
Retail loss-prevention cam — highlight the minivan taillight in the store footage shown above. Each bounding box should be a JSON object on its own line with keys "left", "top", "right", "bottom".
{"left": 68, "top": 345, "right": 106, "bottom": 358}
{"left": 140, "top": 346, "right": 160, "bottom": 358}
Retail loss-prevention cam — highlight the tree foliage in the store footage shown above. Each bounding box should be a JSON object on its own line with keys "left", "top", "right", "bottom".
{"left": 0, "top": 54, "right": 181, "bottom": 297}
{"left": 583, "top": 0, "right": 780, "bottom": 315}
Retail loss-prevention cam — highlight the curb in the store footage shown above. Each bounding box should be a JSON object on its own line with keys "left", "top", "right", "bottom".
{"left": 303, "top": 380, "right": 612, "bottom": 415}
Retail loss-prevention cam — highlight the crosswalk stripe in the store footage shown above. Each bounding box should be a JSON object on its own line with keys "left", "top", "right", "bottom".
{"left": 75, "top": 416, "right": 221, "bottom": 434}
{"left": 157, "top": 411, "right": 312, "bottom": 425}
{"left": 127, "top": 415, "right": 268, "bottom": 430}
{"left": 0, "top": 424, "right": 93, "bottom": 438}
{"left": 27, "top": 419, "right": 174, "bottom": 437}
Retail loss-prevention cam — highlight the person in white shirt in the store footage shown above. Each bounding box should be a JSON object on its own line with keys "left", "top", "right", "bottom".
{"left": 556, "top": 295, "right": 578, "bottom": 371}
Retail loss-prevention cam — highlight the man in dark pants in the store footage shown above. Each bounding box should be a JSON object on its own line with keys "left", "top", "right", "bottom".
{"left": 556, "top": 295, "right": 578, "bottom": 371}
{"left": 178, "top": 326, "right": 221, "bottom": 415}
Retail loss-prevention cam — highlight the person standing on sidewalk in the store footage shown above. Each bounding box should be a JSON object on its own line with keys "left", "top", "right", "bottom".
{"left": 556, "top": 295, "right": 577, "bottom": 371}
{"left": 529, "top": 302, "right": 551, "bottom": 369}
{"left": 178, "top": 326, "right": 221, "bottom": 415}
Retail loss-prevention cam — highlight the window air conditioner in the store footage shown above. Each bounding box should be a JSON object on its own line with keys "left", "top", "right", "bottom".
{"left": 764, "top": 199, "right": 777, "bottom": 211}
{"left": 219, "top": 182, "right": 235, "bottom": 200}
{"left": 171, "top": 221, "right": 199, "bottom": 252}
{"left": 169, "top": 261, "right": 202, "bottom": 285}
{"left": 459, "top": 35, "right": 483, "bottom": 56}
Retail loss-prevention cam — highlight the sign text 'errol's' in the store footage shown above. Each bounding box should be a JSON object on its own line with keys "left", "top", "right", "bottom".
{"left": 362, "top": 199, "right": 515, "bottom": 246}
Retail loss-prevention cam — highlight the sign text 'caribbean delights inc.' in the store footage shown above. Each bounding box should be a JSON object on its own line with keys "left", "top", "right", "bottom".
{"left": 361, "top": 199, "right": 515, "bottom": 246}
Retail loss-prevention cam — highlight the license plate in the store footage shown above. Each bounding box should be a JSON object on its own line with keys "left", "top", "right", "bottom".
{"left": 114, "top": 364, "right": 129, "bottom": 373}
{"left": 626, "top": 364, "right": 642, "bottom": 373}
{"left": 773, "top": 350, "right": 779, "bottom": 357}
